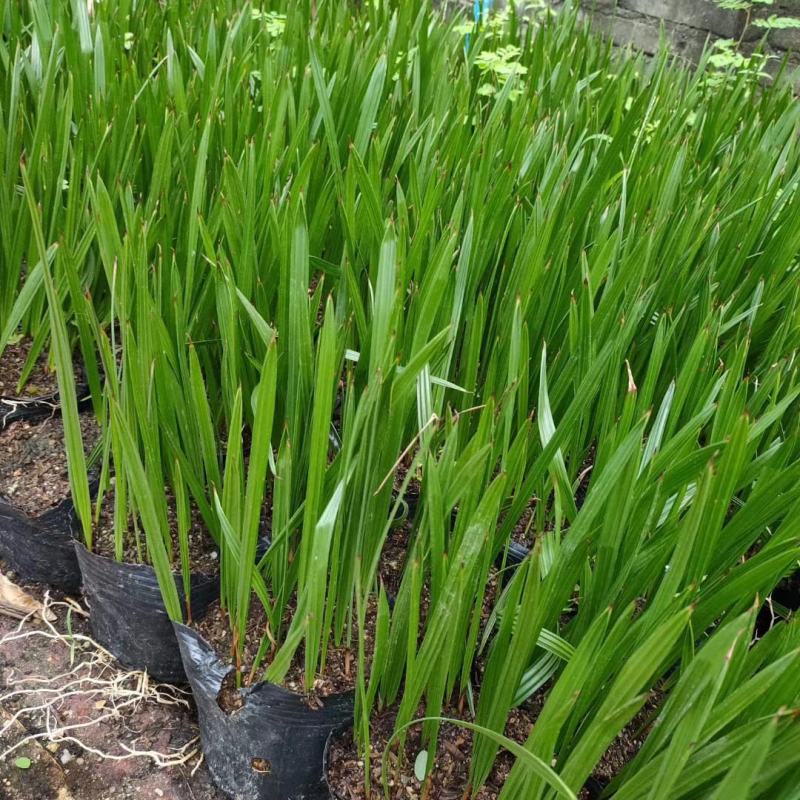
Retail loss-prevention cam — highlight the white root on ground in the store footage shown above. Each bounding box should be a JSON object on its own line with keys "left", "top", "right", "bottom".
{"left": 0, "top": 593, "right": 201, "bottom": 769}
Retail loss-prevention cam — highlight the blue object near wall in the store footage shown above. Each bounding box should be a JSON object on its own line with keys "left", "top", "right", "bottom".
{"left": 467, "top": 0, "right": 493, "bottom": 52}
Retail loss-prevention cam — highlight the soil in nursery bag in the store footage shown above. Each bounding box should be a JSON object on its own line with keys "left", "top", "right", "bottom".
{"left": 76, "top": 491, "right": 220, "bottom": 683}
{"left": 327, "top": 689, "right": 657, "bottom": 800}
{"left": 177, "top": 597, "right": 376, "bottom": 800}
{"left": 0, "top": 339, "right": 59, "bottom": 398}
{"left": 326, "top": 525, "right": 648, "bottom": 800}
{"left": 0, "top": 414, "right": 100, "bottom": 590}
{"left": 506, "top": 446, "right": 595, "bottom": 552}
{"left": 0, "top": 338, "right": 90, "bottom": 428}
{"left": 0, "top": 415, "right": 99, "bottom": 516}
{"left": 327, "top": 699, "right": 540, "bottom": 800}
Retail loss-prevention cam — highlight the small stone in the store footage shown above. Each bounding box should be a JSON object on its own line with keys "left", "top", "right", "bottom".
{"left": 60, "top": 750, "right": 74, "bottom": 765}
{"left": 155, "top": 791, "right": 164, "bottom": 798}
{"left": 46, "top": 742, "right": 59, "bottom": 753}
{"left": 76, "top": 757, "right": 84, "bottom": 766}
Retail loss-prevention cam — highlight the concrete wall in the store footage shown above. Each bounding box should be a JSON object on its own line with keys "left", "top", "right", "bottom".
{"left": 574, "top": 1, "right": 800, "bottom": 70}
{"left": 577, "top": 1, "right": 742, "bottom": 63}
{"left": 753, "top": 2, "right": 800, "bottom": 59}
{"left": 452, "top": 0, "right": 800, "bottom": 82}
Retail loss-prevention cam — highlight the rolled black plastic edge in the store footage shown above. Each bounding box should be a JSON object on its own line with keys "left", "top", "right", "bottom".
{"left": 755, "top": 569, "right": 800, "bottom": 637}
{"left": 0, "top": 495, "right": 83, "bottom": 592}
{"left": 0, "top": 384, "right": 92, "bottom": 430}
{"left": 498, "top": 540, "right": 531, "bottom": 571}
{"left": 75, "top": 543, "right": 219, "bottom": 684}
{"left": 174, "top": 623, "right": 354, "bottom": 800}
{"left": 583, "top": 775, "right": 610, "bottom": 799}
{"left": 396, "top": 492, "right": 532, "bottom": 575}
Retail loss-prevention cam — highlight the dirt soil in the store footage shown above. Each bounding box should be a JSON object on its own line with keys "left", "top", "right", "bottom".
{"left": 0, "top": 571, "right": 225, "bottom": 800}
{"left": 0, "top": 432, "right": 652, "bottom": 799}
{"left": 92, "top": 488, "right": 219, "bottom": 576}
{"left": 327, "top": 688, "right": 656, "bottom": 800}
{"left": 195, "top": 514, "right": 409, "bottom": 708}
{"left": 0, "top": 340, "right": 60, "bottom": 399}
{"left": 0, "top": 415, "right": 100, "bottom": 517}
{"left": 327, "top": 698, "right": 542, "bottom": 800}
{"left": 196, "top": 589, "right": 378, "bottom": 709}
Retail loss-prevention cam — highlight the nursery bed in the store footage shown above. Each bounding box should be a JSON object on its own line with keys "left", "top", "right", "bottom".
{"left": 3, "top": 0, "right": 800, "bottom": 797}
{"left": 0, "top": 569, "right": 658, "bottom": 800}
